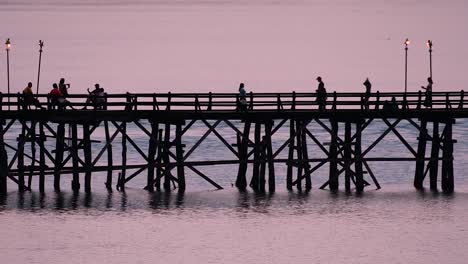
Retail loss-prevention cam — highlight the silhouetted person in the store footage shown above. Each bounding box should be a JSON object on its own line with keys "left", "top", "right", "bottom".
{"left": 49, "top": 83, "right": 75, "bottom": 110}
{"left": 83, "top": 83, "right": 105, "bottom": 109}
{"left": 363, "top": 78, "right": 372, "bottom": 109}
{"left": 316, "top": 76, "right": 327, "bottom": 111}
{"left": 58, "top": 78, "right": 70, "bottom": 97}
{"left": 238, "top": 82, "right": 247, "bottom": 111}
{"left": 421, "top": 77, "right": 433, "bottom": 108}
{"left": 22, "top": 82, "right": 44, "bottom": 109}
{"left": 390, "top": 96, "right": 398, "bottom": 111}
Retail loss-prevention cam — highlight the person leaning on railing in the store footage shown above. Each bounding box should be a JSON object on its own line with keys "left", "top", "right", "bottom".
{"left": 315, "top": 76, "right": 327, "bottom": 111}
{"left": 238, "top": 82, "right": 248, "bottom": 111}
{"left": 48, "top": 83, "right": 75, "bottom": 110}
{"left": 421, "top": 77, "right": 433, "bottom": 108}
{"left": 363, "top": 78, "right": 372, "bottom": 110}
{"left": 82, "top": 83, "right": 106, "bottom": 110}
{"left": 22, "top": 82, "right": 45, "bottom": 110}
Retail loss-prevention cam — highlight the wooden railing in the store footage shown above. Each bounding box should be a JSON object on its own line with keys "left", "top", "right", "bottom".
{"left": 0, "top": 90, "right": 466, "bottom": 111}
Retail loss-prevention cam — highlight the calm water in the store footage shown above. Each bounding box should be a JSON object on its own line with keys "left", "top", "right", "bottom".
{"left": 2, "top": 1, "right": 468, "bottom": 263}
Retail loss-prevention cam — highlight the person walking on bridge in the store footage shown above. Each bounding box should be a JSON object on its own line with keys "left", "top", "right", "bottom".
{"left": 421, "top": 77, "right": 433, "bottom": 108}
{"left": 316, "top": 76, "right": 327, "bottom": 111}
{"left": 363, "top": 78, "right": 372, "bottom": 110}
{"left": 238, "top": 82, "right": 248, "bottom": 111}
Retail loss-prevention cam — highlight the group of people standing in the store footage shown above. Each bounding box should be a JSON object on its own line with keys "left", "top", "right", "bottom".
{"left": 238, "top": 75, "right": 434, "bottom": 111}
{"left": 21, "top": 78, "right": 106, "bottom": 110}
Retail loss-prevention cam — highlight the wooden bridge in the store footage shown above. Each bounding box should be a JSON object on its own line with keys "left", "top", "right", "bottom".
{"left": 0, "top": 90, "right": 464, "bottom": 194}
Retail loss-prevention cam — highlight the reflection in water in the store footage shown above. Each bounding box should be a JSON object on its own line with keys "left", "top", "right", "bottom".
{"left": 0, "top": 188, "right": 461, "bottom": 213}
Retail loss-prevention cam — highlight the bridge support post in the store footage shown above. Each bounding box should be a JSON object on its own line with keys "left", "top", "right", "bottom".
{"left": 295, "top": 120, "right": 303, "bottom": 191}
{"left": 71, "top": 123, "right": 80, "bottom": 191}
{"left": 163, "top": 124, "right": 171, "bottom": 192}
{"left": 146, "top": 120, "right": 158, "bottom": 192}
{"left": 429, "top": 122, "right": 440, "bottom": 191}
{"left": 17, "top": 123, "right": 25, "bottom": 192}
{"left": 235, "top": 121, "right": 250, "bottom": 190}
{"left": 54, "top": 123, "right": 65, "bottom": 191}
{"left": 155, "top": 129, "right": 163, "bottom": 191}
{"left": 0, "top": 120, "right": 8, "bottom": 194}
{"left": 265, "top": 121, "right": 275, "bottom": 192}
{"left": 175, "top": 123, "right": 185, "bottom": 193}
{"left": 259, "top": 136, "right": 266, "bottom": 192}
{"left": 441, "top": 120, "right": 454, "bottom": 193}
{"left": 39, "top": 123, "right": 45, "bottom": 193}
{"left": 83, "top": 123, "right": 92, "bottom": 193}
{"left": 104, "top": 121, "right": 113, "bottom": 190}
{"left": 286, "top": 119, "right": 295, "bottom": 190}
{"left": 301, "top": 121, "right": 311, "bottom": 191}
{"left": 355, "top": 121, "right": 364, "bottom": 192}
{"left": 28, "top": 121, "right": 36, "bottom": 190}
{"left": 344, "top": 122, "right": 352, "bottom": 192}
{"left": 329, "top": 120, "right": 339, "bottom": 191}
{"left": 414, "top": 119, "right": 427, "bottom": 189}
{"left": 119, "top": 122, "right": 127, "bottom": 191}
{"left": 250, "top": 123, "right": 261, "bottom": 191}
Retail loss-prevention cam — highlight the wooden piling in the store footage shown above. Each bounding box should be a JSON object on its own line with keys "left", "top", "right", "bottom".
{"left": 414, "top": 119, "right": 427, "bottom": 189}
{"left": 39, "top": 123, "right": 45, "bottom": 193}
{"left": 265, "top": 121, "right": 275, "bottom": 192}
{"left": 0, "top": 120, "right": 8, "bottom": 194}
{"left": 17, "top": 123, "right": 26, "bottom": 192}
{"left": 295, "top": 120, "right": 303, "bottom": 191}
{"left": 329, "top": 120, "right": 339, "bottom": 190}
{"left": 286, "top": 119, "right": 295, "bottom": 190}
{"left": 28, "top": 121, "right": 37, "bottom": 189}
{"left": 71, "top": 123, "right": 80, "bottom": 191}
{"left": 355, "top": 122, "right": 364, "bottom": 192}
{"left": 146, "top": 120, "right": 158, "bottom": 192}
{"left": 259, "top": 136, "right": 266, "bottom": 192}
{"left": 104, "top": 121, "right": 113, "bottom": 190}
{"left": 429, "top": 122, "right": 439, "bottom": 191}
{"left": 54, "top": 123, "right": 65, "bottom": 191}
{"left": 235, "top": 121, "right": 250, "bottom": 190}
{"left": 83, "top": 124, "right": 92, "bottom": 193}
{"left": 250, "top": 123, "right": 261, "bottom": 190}
{"left": 175, "top": 123, "right": 185, "bottom": 193}
{"left": 120, "top": 122, "right": 127, "bottom": 190}
{"left": 441, "top": 120, "right": 454, "bottom": 192}
{"left": 163, "top": 124, "right": 171, "bottom": 191}
{"left": 155, "top": 129, "right": 163, "bottom": 191}
{"left": 344, "top": 122, "right": 352, "bottom": 192}
{"left": 301, "top": 121, "right": 311, "bottom": 191}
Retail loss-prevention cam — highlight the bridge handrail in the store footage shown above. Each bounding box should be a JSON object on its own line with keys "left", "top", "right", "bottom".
{"left": 0, "top": 90, "right": 465, "bottom": 111}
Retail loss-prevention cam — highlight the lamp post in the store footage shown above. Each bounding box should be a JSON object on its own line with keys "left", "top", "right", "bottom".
{"left": 404, "top": 38, "right": 410, "bottom": 94}
{"left": 36, "top": 40, "right": 44, "bottom": 95}
{"left": 5, "top": 38, "right": 11, "bottom": 110}
{"left": 427, "top": 40, "right": 433, "bottom": 79}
